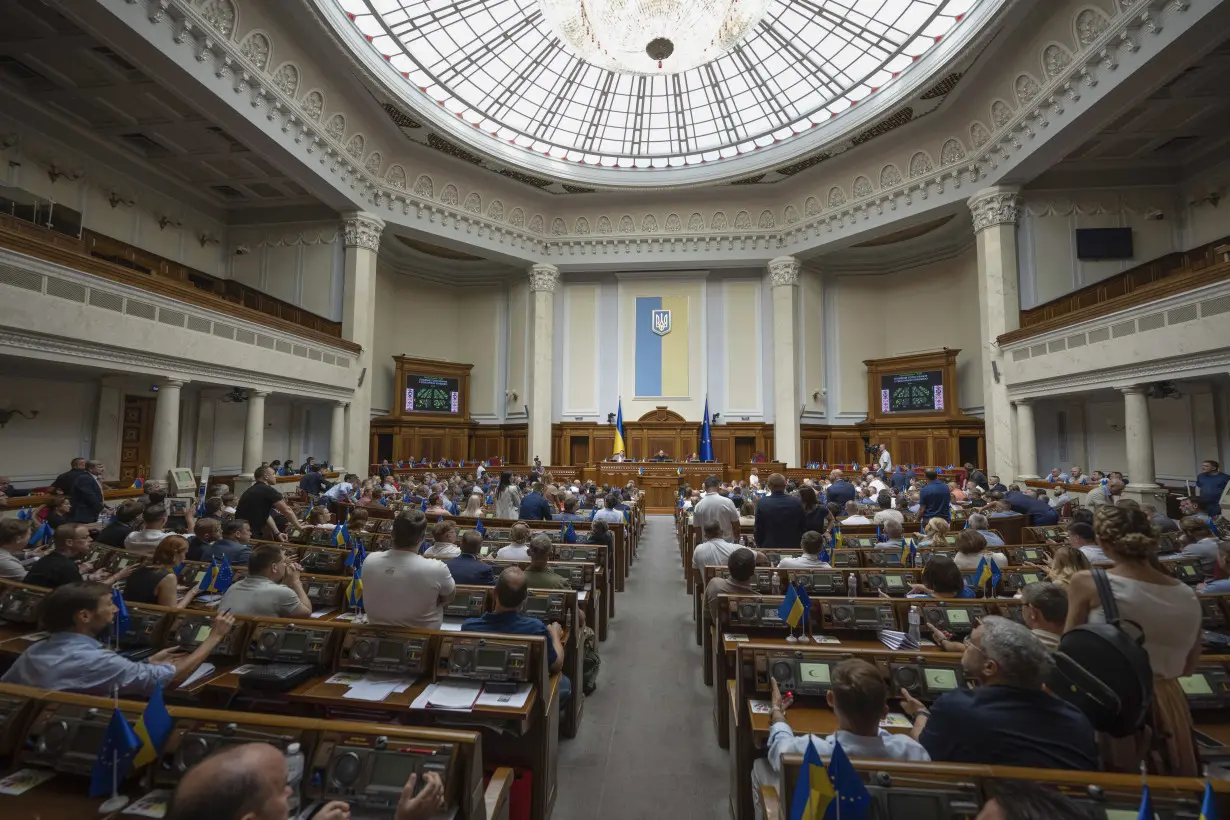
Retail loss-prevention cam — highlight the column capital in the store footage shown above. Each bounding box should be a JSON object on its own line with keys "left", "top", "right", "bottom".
{"left": 528, "top": 263, "right": 560, "bottom": 293}
{"left": 334, "top": 399, "right": 349, "bottom": 409}
{"left": 968, "top": 186, "right": 1023, "bottom": 233}
{"left": 341, "top": 212, "right": 385, "bottom": 251}
{"left": 249, "top": 389, "right": 272, "bottom": 398}
{"left": 1118, "top": 384, "right": 1149, "bottom": 396}
{"left": 767, "top": 256, "right": 800, "bottom": 287}
{"left": 1012, "top": 397, "right": 1033, "bottom": 407}
{"left": 163, "top": 378, "right": 188, "bottom": 389}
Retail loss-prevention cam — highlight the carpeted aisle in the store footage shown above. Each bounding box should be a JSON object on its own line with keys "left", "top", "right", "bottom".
{"left": 553, "top": 514, "right": 729, "bottom": 819}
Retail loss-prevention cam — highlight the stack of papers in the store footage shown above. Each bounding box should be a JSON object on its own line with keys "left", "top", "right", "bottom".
{"left": 325, "top": 671, "right": 414, "bottom": 702}
{"left": 177, "top": 663, "right": 216, "bottom": 689}
{"left": 475, "top": 684, "right": 532, "bottom": 709}
{"left": 877, "top": 630, "right": 920, "bottom": 651}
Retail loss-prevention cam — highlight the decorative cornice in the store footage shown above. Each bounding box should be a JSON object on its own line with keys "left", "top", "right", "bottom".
{"left": 768, "top": 256, "right": 801, "bottom": 287}
{"left": 341, "top": 212, "right": 384, "bottom": 251}
{"left": 528, "top": 264, "right": 560, "bottom": 293}
{"left": 968, "top": 187, "right": 1023, "bottom": 232}
{"left": 1007, "top": 349, "right": 1230, "bottom": 399}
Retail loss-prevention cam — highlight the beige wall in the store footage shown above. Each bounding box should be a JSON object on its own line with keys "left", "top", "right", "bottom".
{"left": 723, "top": 279, "right": 762, "bottom": 416}
{"left": 562, "top": 284, "right": 599, "bottom": 416}
{"left": 832, "top": 247, "right": 983, "bottom": 417}
{"left": 0, "top": 373, "right": 97, "bottom": 484}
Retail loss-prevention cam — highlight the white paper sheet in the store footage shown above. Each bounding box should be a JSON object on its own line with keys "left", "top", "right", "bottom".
{"left": 177, "top": 662, "right": 216, "bottom": 689}
{"left": 0, "top": 768, "right": 55, "bottom": 795}
{"left": 411, "top": 681, "right": 482, "bottom": 711}
{"left": 309, "top": 608, "right": 333, "bottom": 619}
{"left": 474, "top": 684, "right": 532, "bottom": 710}
{"left": 123, "top": 789, "right": 173, "bottom": 818}
{"left": 438, "top": 621, "right": 463, "bottom": 631}
{"left": 578, "top": 590, "right": 588, "bottom": 601}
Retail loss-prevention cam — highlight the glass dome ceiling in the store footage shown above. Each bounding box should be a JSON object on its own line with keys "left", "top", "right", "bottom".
{"left": 326, "top": 0, "right": 989, "bottom": 181}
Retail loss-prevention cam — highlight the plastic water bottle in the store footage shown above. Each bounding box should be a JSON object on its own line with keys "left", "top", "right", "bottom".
{"left": 285, "top": 742, "right": 305, "bottom": 814}
{"left": 909, "top": 606, "right": 922, "bottom": 646}
{"left": 847, "top": 572, "right": 858, "bottom": 598}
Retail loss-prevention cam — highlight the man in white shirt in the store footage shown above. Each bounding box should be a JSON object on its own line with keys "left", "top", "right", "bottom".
{"left": 1067, "top": 466, "right": 1089, "bottom": 485}
{"left": 877, "top": 444, "right": 892, "bottom": 474}
{"left": 752, "top": 658, "right": 929, "bottom": 819}
{"left": 124, "top": 504, "right": 170, "bottom": 555}
{"left": 422, "top": 519, "right": 462, "bottom": 559}
{"left": 872, "top": 495, "right": 904, "bottom": 527}
{"left": 1067, "top": 521, "right": 1108, "bottom": 564}
{"left": 363, "top": 509, "right": 457, "bottom": 630}
{"left": 322, "top": 473, "right": 360, "bottom": 503}
{"left": 748, "top": 469, "right": 760, "bottom": 489}
{"left": 218, "top": 545, "right": 311, "bottom": 618}
{"left": 867, "top": 475, "right": 888, "bottom": 495}
{"left": 691, "top": 521, "right": 742, "bottom": 578}
{"left": 692, "top": 476, "right": 741, "bottom": 542}
{"left": 777, "top": 531, "right": 831, "bottom": 569}
{"left": 840, "top": 500, "right": 873, "bottom": 525}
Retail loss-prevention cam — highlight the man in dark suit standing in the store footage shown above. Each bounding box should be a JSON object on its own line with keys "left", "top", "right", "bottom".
{"left": 298, "top": 464, "right": 331, "bottom": 496}
{"left": 52, "top": 458, "right": 87, "bottom": 496}
{"left": 518, "top": 482, "right": 553, "bottom": 521}
{"left": 963, "top": 462, "right": 989, "bottom": 492}
{"left": 825, "top": 469, "right": 857, "bottom": 508}
{"left": 69, "top": 460, "right": 106, "bottom": 524}
{"left": 754, "top": 473, "right": 806, "bottom": 550}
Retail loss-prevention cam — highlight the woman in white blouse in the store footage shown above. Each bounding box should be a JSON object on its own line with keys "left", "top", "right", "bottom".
{"left": 951, "top": 529, "right": 1008, "bottom": 573}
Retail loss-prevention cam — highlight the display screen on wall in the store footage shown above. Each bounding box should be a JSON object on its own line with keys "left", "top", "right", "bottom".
{"left": 404, "top": 375, "right": 460, "bottom": 413}
{"left": 880, "top": 371, "right": 945, "bottom": 413}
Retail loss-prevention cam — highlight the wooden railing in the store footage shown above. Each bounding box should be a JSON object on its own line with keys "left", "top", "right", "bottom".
{"left": 1001, "top": 235, "right": 1230, "bottom": 345}
{"left": 0, "top": 213, "right": 356, "bottom": 352}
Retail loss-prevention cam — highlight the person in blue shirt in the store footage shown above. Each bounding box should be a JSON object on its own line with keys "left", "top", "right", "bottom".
{"left": 445, "top": 530, "right": 496, "bottom": 586}
{"left": 556, "top": 497, "right": 586, "bottom": 522}
{"left": 1004, "top": 488, "right": 1059, "bottom": 526}
{"left": 1196, "top": 460, "right": 1229, "bottom": 518}
{"left": 825, "top": 470, "right": 857, "bottom": 508}
{"left": 518, "top": 482, "right": 554, "bottom": 521}
{"left": 1199, "top": 542, "right": 1230, "bottom": 594}
{"left": 890, "top": 466, "right": 912, "bottom": 493}
{"left": 918, "top": 468, "right": 952, "bottom": 521}
{"left": 462, "top": 567, "right": 570, "bottom": 703}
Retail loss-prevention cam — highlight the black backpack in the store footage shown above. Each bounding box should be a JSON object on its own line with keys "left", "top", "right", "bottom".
{"left": 1048, "top": 569, "right": 1154, "bottom": 737}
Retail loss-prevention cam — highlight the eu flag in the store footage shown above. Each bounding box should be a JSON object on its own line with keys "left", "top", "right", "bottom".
{"left": 699, "top": 397, "right": 714, "bottom": 462}
{"left": 973, "top": 555, "right": 1001, "bottom": 591}
{"left": 133, "top": 685, "right": 172, "bottom": 768}
{"left": 1138, "top": 784, "right": 1153, "bottom": 820}
{"left": 16, "top": 507, "right": 31, "bottom": 520}
{"left": 1200, "top": 780, "right": 1217, "bottom": 820}
{"left": 345, "top": 537, "right": 367, "bottom": 569}
{"left": 794, "top": 583, "right": 812, "bottom": 629}
{"left": 475, "top": 519, "right": 485, "bottom": 536}
{"left": 89, "top": 708, "right": 141, "bottom": 797}
{"left": 111, "top": 587, "right": 129, "bottom": 637}
{"left": 789, "top": 737, "right": 834, "bottom": 820}
{"left": 875, "top": 524, "right": 883, "bottom": 543}
{"left": 564, "top": 522, "right": 577, "bottom": 543}
{"left": 214, "top": 556, "right": 234, "bottom": 593}
{"left": 827, "top": 739, "right": 872, "bottom": 819}
{"left": 778, "top": 584, "right": 804, "bottom": 628}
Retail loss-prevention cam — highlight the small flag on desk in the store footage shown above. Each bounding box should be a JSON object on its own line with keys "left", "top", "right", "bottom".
{"left": 173, "top": 561, "right": 184, "bottom": 577}
{"left": 332, "top": 522, "right": 350, "bottom": 548}
{"left": 475, "top": 519, "right": 485, "bottom": 536}
{"left": 421, "top": 498, "right": 428, "bottom": 512}
{"left": 346, "top": 563, "right": 364, "bottom": 609}
{"left": 133, "top": 686, "right": 172, "bottom": 769}
{"left": 875, "top": 523, "right": 883, "bottom": 543}
{"left": 28, "top": 521, "right": 52, "bottom": 547}
{"left": 834, "top": 526, "right": 844, "bottom": 551}
{"left": 973, "top": 555, "right": 1001, "bottom": 591}
{"left": 214, "top": 557, "right": 234, "bottom": 593}
{"left": 16, "top": 507, "right": 31, "bottom": 521}
{"left": 827, "top": 739, "right": 872, "bottom": 819}
{"left": 345, "top": 537, "right": 366, "bottom": 569}
{"left": 795, "top": 582, "right": 812, "bottom": 630}
{"left": 818, "top": 539, "right": 831, "bottom": 564}
{"left": 89, "top": 708, "right": 140, "bottom": 797}
{"left": 1200, "top": 780, "right": 1218, "bottom": 820}
{"left": 900, "top": 538, "right": 917, "bottom": 569}
{"left": 777, "top": 584, "right": 804, "bottom": 629}
{"left": 677, "top": 467, "right": 682, "bottom": 476}
{"left": 111, "top": 587, "right": 129, "bottom": 637}
{"left": 563, "top": 522, "right": 577, "bottom": 543}
{"left": 1138, "top": 783, "right": 1153, "bottom": 820}
{"left": 132, "top": 477, "right": 144, "bottom": 489}
{"left": 198, "top": 558, "right": 218, "bottom": 593}
{"left": 638, "top": 467, "right": 644, "bottom": 476}
{"left": 788, "top": 735, "right": 834, "bottom": 820}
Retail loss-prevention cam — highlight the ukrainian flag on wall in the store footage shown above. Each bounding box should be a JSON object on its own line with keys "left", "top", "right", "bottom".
{"left": 635, "top": 296, "right": 689, "bottom": 397}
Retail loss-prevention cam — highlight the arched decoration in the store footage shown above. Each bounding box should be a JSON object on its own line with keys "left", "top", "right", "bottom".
{"left": 1075, "top": 7, "right": 1111, "bottom": 47}
{"left": 1014, "top": 73, "right": 1042, "bottom": 106}
{"left": 574, "top": 217, "right": 590, "bottom": 234}
{"left": 711, "top": 211, "right": 729, "bottom": 230}
{"left": 412, "top": 174, "right": 433, "bottom": 198}
{"left": 440, "top": 184, "right": 459, "bottom": 206}
{"left": 597, "top": 215, "right": 613, "bottom": 234}
{"left": 638, "top": 406, "right": 686, "bottom": 422}
{"left": 271, "top": 63, "right": 300, "bottom": 96}
{"left": 687, "top": 212, "right": 704, "bottom": 231}
{"left": 664, "top": 213, "right": 682, "bottom": 232}
{"left": 508, "top": 208, "right": 526, "bottom": 228}
{"left": 364, "top": 151, "right": 382, "bottom": 175}
{"left": 345, "top": 134, "right": 365, "bottom": 159}
{"left": 487, "top": 200, "right": 505, "bottom": 221}
{"left": 990, "top": 99, "right": 1013, "bottom": 129}
{"left": 784, "top": 205, "right": 800, "bottom": 224}
{"left": 618, "top": 215, "right": 634, "bottom": 233}
{"left": 551, "top": 217, "right": 567, "bottom": 235}
{"left": 239, "top": 31, "right": 271, "bottom": 71}
{"left": 804, "top": 196, "right": 821, "bottom": 217}
{"left": 385, "top": 165, "right": 407, "bottom": 189}
{"left": 734, "top": 210, "right": 751, "bottom": 229}
{"left": 641, "top": 214, "right": 659, "bottom": 232}
{"left": 908, "top": 151, "right": 934, "bottom": 178}
{"left": 301, "top": 90, "right": 324, "bottom": 121}
{"left": 940, "top": 139, "right": 965, "bottom": 165}
{"left": 325, "top": 114, "right": 346, "bottom": 139}
{"left": 852, "top": 176, "right": 874, "bottom": 198}
{"left": 528, "top": 214, "right": 545, "bottom": 233}
{"left": 758, "top": 210, "right": 775, "bottom": 229}
{"left": 462, "top": 192, "right": 481, "bottom": 213}
{"left": 828, "top": 186, "right": 847, "bottom": 208}
{"left": 969, "top": 122, "right": 991, "bottom": 148}
{"left": 1042, "top": 43, "right": 1073, "bottom": 78}
{"left": 880, "top": 164, "right": 903, "bottom": 188}
{"left": 193, "top": 0, "right": 237, "bottom": 38}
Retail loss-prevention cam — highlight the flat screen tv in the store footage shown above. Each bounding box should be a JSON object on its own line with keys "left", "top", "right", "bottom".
{"left": 1076, "top": 227, "right": 1133, "bottom": 260}
{"left": 880, "top": 371, "right": 945, "bottom": 413}
{"left": 404, "top": 375, "right": 460, "bottom": 413}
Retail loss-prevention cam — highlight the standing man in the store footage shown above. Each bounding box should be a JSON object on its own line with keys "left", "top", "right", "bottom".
{"left": 692, "top": 475, "right": 741, "bottom": 542}
{"left": 963, "top": 463, "right": 988, "bottom": 493}
{"left": 51, "top": 458, "right": 88, "bottom": 496}
{"left": 825, "top": 469, "right": 857, "bottom": 508}
{"left": 1083, "top": 478, "right": 1125, "bottom": 509}
{"left": 236, "top": 465, "right": 303, "bottom": 541}
{"left": 878, "top": 443, "right": 892, "bottom": 476}
{"left": 1196, "top": 460, "right": 1228, "bottom": 518}
{"left": 69, "top": 460, "right": 107, "bottom": 524}
{"left": 918, "top": 468, "right": 952, "bottom": 522}
{"left": 518, "top": 482, "right": 554, "bottom": 521}
{"left": 753, "top": 473, "right": 805, "bottom": 550}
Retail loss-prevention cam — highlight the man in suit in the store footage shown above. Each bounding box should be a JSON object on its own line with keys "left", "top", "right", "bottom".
{"left": 653, "top": 450, "right": 670, "bottom": 462}
{"left": 68, "top": 461, "right": 106, "bottom": 524}
{"left": 52, "top": 458, "right": 88, "bottom": 496}
{"left": 199, "top": 519, "right": 254, "bottom": 566}
{"left": 518, "top": 482, "right": 553, "bottom": 521}
{"left": 754, "top": 473, "right": 806, "bottom": 550}
{"left": 445, "top": 530, "right": 495, "bottom": 586}
{"left": 963, "top": 463, "right": 989, "bottom": 492}
{"left": 298, "top": 464, "right": 331, "bottom": 496}
{"left": 825, "top": 469, "right": 857, "bottom": 508}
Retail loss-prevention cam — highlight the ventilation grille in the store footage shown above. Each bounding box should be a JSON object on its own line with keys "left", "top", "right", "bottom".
{"left": 1168, "top": 305, "right": 1198, "bottom": 325}
{"left": 186, "top": 315, "right": 211, "bottom": 333}
{"left": 89, "top": 290, "right": 124, "bottom": 312}
{"left": 235, "top": 329, "right": 256, "bottom": 345}
{"left": 1048, "top": 339, "right": 1066, "bottom": 354}
{"left": 212, "top": 323, "right": 235, "bottom": 339}
{"left": 0, "top": 265, "right": 43, "bottom": 292}
{"left": 1066, "top": 333, "right": 1087, "bottom": 348}
{"left": 322, "top": 353, "right": 336, "bottom": 365}
{"left": 275, "top": 340, "right": 293, "bottom": 354}
{"left": 1111, "top": 320, "right": 1136, "bottom": 338}
{"left": 1137, "top": 312, "right": 1164, "bottom": 332}
{"left": 45, "top": 277, "right": 86, "bottom": 302}
{"left": 1201, "top": 295, "right": 1230, "bottom": 317}
{"left": 309, "top": 349, "right": 322, "bottom": 361}
{"left": 158, "top": 308, "right": 186, "bottom": 327}
{"left": 292, "top": 345, "right": 308, "bottom": 358}
{"left": 1088, "top": 327, "right": 1111, "bottom": 344}
{"left": 126, "top": 299, "right": 156, "bottom": 320}
{"left": 257, "top": 335, "right": 275, "bottom": 350}
{"left": 1030, "top": 343, "right": 1047, "bottom": 358}
{"left": 1012, "top": 348, "right": 1030, "bottom": 362}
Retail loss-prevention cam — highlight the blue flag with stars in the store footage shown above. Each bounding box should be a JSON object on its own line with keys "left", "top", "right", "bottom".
{"left": 89, "top": 708, "right": 141, "bottom": 797}
{"left": 563, "top": 522, "right": 577, "bottom": 543}
{"left": 827, "top": 738, "right": 872, "bottom": 818}
{"left": 111, "top": 587, "right": 129, "bottom": 638}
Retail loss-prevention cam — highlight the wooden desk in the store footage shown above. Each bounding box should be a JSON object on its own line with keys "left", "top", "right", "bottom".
{"left": 0, "top": 777, "right": 140, "bottom": 820}
{"left": 597, "top": 463, "right": 717, "bottom": 512}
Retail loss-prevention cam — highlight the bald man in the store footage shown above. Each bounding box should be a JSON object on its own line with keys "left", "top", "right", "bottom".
{"left": 167, "top": 742, "right": 444, "bottom": 820}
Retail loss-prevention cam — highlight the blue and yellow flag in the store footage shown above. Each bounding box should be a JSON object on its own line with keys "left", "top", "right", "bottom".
{"left": 132, "top": 477, "right": 144, "bottom": 489}
{"left": 778, "top": 584, "right": 804, "bottom": 628}
{"left": 28, "top": 520, "right": 52, "bottom": 547}
{"left": 828, "top": 739, "right": 872, "bottom": 818}
{"left": 1200, "top": 780, "right": 1218, "bottom": 820}
{"left": 89, "top": 708, "right": 140, "bottom": 797}
{"left": 332, "top": 522, "right": 350, "bottom": 548}
{"left": 973, "top": 555, "right": 1001, "bottom": 591}
{"left": 346, "top": 563, "right": 364, "bottom": 609}
{"left": 133, "top": 685, "right": 172, "bottom": 768}
{"left": 634, "top": 296, "right": 689, "bottom": 397}
{"left": 563, "top": 522, "right": 577, "bottom": 543}
{"left": 900, "top": 538, "right": 917, "bottom": 569}
{"left": 612, "top": 400, "right": 626, "bottom": 457}
{"left": 198, "top": 559, "right": 219, "bottom": 593}
{"left": 835, "top": 527, "right": 844, "bottom": 551}
{"left": 789, "top": 738, "right": 834, "bottom": 820}
{"left": 794, "top": 583, "right": 812, "bottom": 628}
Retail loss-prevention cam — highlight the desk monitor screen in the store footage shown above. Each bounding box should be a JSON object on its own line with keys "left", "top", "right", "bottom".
{"left": 880, "top": 371, "right": 944, "bottom": 413}
{"left": 1179, "top": 674, "right": 1214, "bottom": 696}
{"left": 376, "top": 641, "right": 403, "bottom": 661}
{"left": 281, "top": 632, "right": 309, "bottom": 652}
{"left": 71, "top": 724, "right": 107, "bottom": 754}
{"left": 524, "top": 597, "right": 549, "bottom": 616}
{"left": 371, "top": 754, "right": 419, "bottom": 788}
{"left": 1020, "top": 572, "right": 1044, "bottom": 584}
{"left": 925, "top": 669, "right": 958, "bottom": 691}
{"left": 799, "top": 663, "right": 830, "bottom": 683}
{"left": 1180, "top": 564, "right": 1198, "bottom": 578}
{"left": 476, "top": 648, "right": 506, "bottom": 670}
{"left": 1106, "top": 811, "right": 1154, "bottom": 820}
{"left": 946, "top": 609, "right": 971, "bottom": 625}
{"left": 854, "top": 606, "right": 880, "bottom": 622}
{"left": 195, "top": 625, "right": 212, "bottom": 642}
{"left": 886, "top": 793, "right": 946, "bottom": 819}
{"left": 886, "top": 576, "right": 904, "bottom": 589}
{"left": 405, "top": 375, "right": 460, "bottom": 414}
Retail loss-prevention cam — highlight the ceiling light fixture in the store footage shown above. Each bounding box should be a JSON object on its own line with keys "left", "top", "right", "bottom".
{"left": 537, "top": 0, "right": 771, "bottom": 74}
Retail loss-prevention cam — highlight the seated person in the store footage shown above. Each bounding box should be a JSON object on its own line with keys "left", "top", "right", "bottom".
{"left": 422, "top": 519, "right": 462, "bottom": 559}
{"left": 964, "top": 512, "right": 1004, "bottom": 547}
{"left": 751, "top": 658, "right": 929, "bottom": 819}
{"left": 591, "top": 492, "right": 626, "bottom": 525}
{"left": 704, "top": 547, "right": 758, "bottom": 625}
{"left": 0, "top": 518, "right": 32, "bottom": 580}
{"left": 652, "top": 449, "right": 670, "bottom": 462}
{"left": 917, "top": 517, "right": 950, "bottom": 547}
{"left": 445, "top": 530, "right": 495, "bottom": 585}
{"left": 462, "top": 567, "right": 570, "bottom": 702}
{"left": 872, "top": 492, "right": 904, "bottom": 526}
{"left": 1144, "top": 503, "right": 1179, "bottom": 533}
{"left": 186, "top": 517, "right": 221, "bottom": 562}
{"left": 94, "top": 500, "right": 145, "bottom": 548}
{"left": 217, "top": 545, "right": 310, "bottom": 618}
{"left": 124, "top": 535, "right": 199, "bottom": 609}
{"left": 1170, "top": 515, "right": 1220, "bottom": 576}
{"left": 495, "top": 522, "right": 533, "bottom": 560}
{"left": 461, "top": 493, "right": 486, "bottom": 518}
{"left": 1019, "top": 581, "right": 1067, "bottom": 650}
{"left": 840, "top": 500, "right": 873, "bottom": 525}
{"left": 692, "top": 520, "right": 742, "bottom": 575}
{"left": 220, "top": 493, "right": 238, "bottom": 516}
{"left": 587, "top": 520, "right": 614, "bottom": 552}
{"left": 777, "top": 530, "right": 831, "bottom": 569}
{"left": 1198, "top": 542, "right": 1230, "bottom": 594}
{"left": 907, "top": 554, "right": 975, "bottom": 599}
{"left": 899, "top": 616, "right": 1097, "bottom": 770}
{"left": 424, "top": 493, "right": 451, "bottom": 518}
{"left": 41, "top": 496, "right": 73, "bottom": 531}
{"left": 524, "top": 534, "right": 570, "bottom": 589}
{"left": 25, "top": 523, "right": 133, "bottom": 589}
{"left": 165, "top": 742, "right": 445, "bottom": 820}
{"left": 975, "top": 781, "right": 1091, "bottom": 820}
{"left": 1, "top": 581, "right": 234, "bottom": 695}
{"left": 1067, "top": 521, "right": 1107, "bottom": 565}
{"left": 306, "top": 506, "right": 334, "bottom": 529}
{"left": 347, "top": 507, "right": 370, "bottom": 534}
{"left": 951, "top": 530, "right": 1008, "bottom": 573}
{"left": 199, "top": 519, "right": 254, "bottom": 566}
{"left": 364, "top": 509, "right": 457, "bottom": 629}
{"left": 556, "top": 496, "right": 586, "bottom": 522}
{"left": 124, "top": 504, "right": 170, "bottom": 554}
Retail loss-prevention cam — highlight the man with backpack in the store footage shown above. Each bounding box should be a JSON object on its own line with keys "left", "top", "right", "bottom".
{"left": 898, "top": 616, "right": 1098, "bottom": 770}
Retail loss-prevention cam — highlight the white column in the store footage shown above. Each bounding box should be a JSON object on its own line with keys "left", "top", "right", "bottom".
{"left": 1014, "top": 398, "right": 1039, "bottom": 480}
{"left": 330, "top": 401, "right": 348, "bottom": 472}
{"left": 969, "top": 186, "right": 1023, "bottom": 480}
{"left": 768, "top": 256, "right": 801, "bottom": 467}
{"left": 242, "top": 390, "right": 270, "bottom": 475}
{"left": 1121, "top": 385, "right": 1158, "bottom": 490}
{"left": 527, "top": 263, "right": 559, "bottom": 465}
{"left": 341, "top": 212, "right": 383, "bottom": 474}
{"left": 93, "top": 375, "right": 126, "bottom": 468}
{"left": 193, "top": 390, "right": 218, "bottom": 473}
{"left": 149, "top": 378, "right": 186, "bottom": 482}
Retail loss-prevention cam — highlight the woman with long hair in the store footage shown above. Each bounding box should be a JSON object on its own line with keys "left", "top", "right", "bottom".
{"left": 123, "top": 535, "right": 199, "bottom": 608}
{"left": 907, "top": 555, "right": 975, "bottom": 599}
{"left": 495, "top": 471, "right": 521, "bottom": 520}
{"left": 462, "top": 493, "right": 485, "bottom": 518}
{"left": 1065, "top": 505, "right": 1202, "bottom": 776}
{"left": 917, "top": 517, "right": 950, "bottom": 548}
{"left": 799, "top": 486, "right": 827, "bottom": 535}
{"left": 1040, "top": 545, "right": 1092, "bottom": 588}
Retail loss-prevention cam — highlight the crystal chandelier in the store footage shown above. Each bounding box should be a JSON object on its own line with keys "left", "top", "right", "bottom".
{"left": 537, "top": 0, "right": 772, "bottom": 75}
